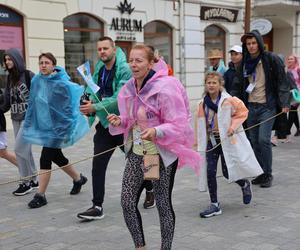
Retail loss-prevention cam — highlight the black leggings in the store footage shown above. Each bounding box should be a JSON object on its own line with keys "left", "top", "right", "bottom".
{"left": 206, "top": 141, "right": 245, "bottom": 203}
{"left": 121, "top": 152, "right": 177, "bottom": 249}
{"left": 40, "top": 147, "right": 69, "bottom": 170}
{"left": 288, "top": 105, "right": 300, "bottom": 132}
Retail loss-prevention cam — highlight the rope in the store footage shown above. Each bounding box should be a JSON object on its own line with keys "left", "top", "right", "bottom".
{"left": 0, "top": 110, "right": 297, "bottom": 186}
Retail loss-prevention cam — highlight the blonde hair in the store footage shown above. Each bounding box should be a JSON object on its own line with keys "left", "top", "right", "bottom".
{"left": 203, "top": 71, "right": 225, "bottom": 96}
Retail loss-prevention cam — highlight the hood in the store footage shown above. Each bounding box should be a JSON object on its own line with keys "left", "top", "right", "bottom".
{"left": 3, "top": 48, "right": 25, "bottom": 73}
{"left": 37, "top": 66, "right": 70, "bottom": 81}
{"left": 241, "top": 29, "right": 265, "bottom": 55}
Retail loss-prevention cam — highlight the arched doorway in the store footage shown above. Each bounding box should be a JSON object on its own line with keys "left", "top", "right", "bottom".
{"left": 144, "top": 21, "right": 173, "bottom": 67}
{"left": 63, "top": 13, "right": 104, "bottom": 83}
{"left": 204, "top": 25, "right": 226, "bottom": 70}
{"left": 0, "top": 4, "right": 24, "bottom": 87}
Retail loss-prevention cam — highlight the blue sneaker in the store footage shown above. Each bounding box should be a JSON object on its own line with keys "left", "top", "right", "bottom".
{"left": 242, "top": 179, "right": 252, "bottom": 204}
{"left": 200, "top": 203, "right": 222, "bottom": 218}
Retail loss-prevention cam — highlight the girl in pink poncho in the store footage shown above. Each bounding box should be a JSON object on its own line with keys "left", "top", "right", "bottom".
{"left": 286, "top": 54, "right": 300, "bottom": 136}
{"left": 107, "top": 45, "right": 200, "bottom": 250}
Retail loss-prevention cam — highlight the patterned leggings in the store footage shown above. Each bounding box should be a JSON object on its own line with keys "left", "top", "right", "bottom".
{"left": 121, "top": 152, "right": 177, "bottom": 249}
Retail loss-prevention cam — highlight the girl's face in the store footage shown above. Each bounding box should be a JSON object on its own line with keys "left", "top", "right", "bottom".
{"left": 39, "top": 56, "right": 55, "bottom": 75}
{"left": 4, "top": 55, "right": 14, "bottom": 69}
{"left": 287, "top": 56, "right": 296, "bottom": 68}
{"left": 129, "top": 49, "right": 153, "bottom": 82}
{"left": 205, "top": 76, "right": 221, "bottom": 96}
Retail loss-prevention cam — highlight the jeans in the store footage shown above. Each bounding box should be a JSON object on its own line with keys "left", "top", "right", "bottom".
{"left": 247, "top": 103, "right": 276, "bottom": 175}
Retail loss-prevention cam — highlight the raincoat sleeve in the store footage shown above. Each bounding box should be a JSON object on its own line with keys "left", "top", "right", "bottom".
{"left": 224, "top": 97, "right": 248, "bottom": 131}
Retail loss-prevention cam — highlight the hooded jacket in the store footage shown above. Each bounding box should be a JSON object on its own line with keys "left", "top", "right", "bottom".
{"left": 85, "top": 47, "right": 132, "bottom": 128}
{"left": 1, "top": 48, "right": 34, "bottom": 121}
{"left": 231, "top": 30, "right": 290, "bottom": 109}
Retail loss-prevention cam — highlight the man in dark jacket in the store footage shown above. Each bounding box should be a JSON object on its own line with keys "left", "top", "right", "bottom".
{"left": 231, "top": 30, "right": 290, "bottom": 188}
{"left": 224, "top": 45, "right": 243, "bottom": 93}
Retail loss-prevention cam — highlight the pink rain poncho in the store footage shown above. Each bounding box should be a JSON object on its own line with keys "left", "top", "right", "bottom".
{"left": 109, "top": 69, "right": 201, "bottom": 174}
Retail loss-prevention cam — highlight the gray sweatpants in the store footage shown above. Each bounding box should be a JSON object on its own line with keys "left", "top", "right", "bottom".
{"left": 12, "top": 120, "right": 37, "bottom": 183}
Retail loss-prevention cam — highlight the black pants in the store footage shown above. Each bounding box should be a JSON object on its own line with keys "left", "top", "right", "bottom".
{"left": 92, "top": 122, "right": 153, "bottom": 206}
{"left": 40, "top": 147, "right": 69, "bottom": 170}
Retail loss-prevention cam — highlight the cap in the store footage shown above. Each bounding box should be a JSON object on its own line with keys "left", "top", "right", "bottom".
{"left": 207, "top": 49, "right": 223, "bottom": 59}
{"left": 229, "top": 45, "right": 242, "bottom": 53}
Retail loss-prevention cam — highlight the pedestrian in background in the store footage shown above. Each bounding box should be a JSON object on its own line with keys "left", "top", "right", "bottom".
{"left": 286, "top": 54, "right": 300, "bottom": 137}
{"left": 23, "top": 52, "right": 89, "bottom": 208}
{"left": 207, "top": 48, "right": 227, "bottom": 75}
{"left": 1, "top": 48, "right": 38, "bottom": 196}
{"left": 231, "top": 30, "right": 290, "bottom": 188}
{"left": 196, "top": 72, "right": 262, "bottom": 218}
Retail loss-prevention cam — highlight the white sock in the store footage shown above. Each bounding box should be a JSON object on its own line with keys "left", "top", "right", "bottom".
{"left": 95, "top": 205, "right": 102, "bottom": 211}
{"left": 212, "top": 202, "right": 219, "bottom": 207}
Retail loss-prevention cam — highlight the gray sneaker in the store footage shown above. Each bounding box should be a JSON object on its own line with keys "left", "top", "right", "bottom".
{"left": 200, "top": 203, "right": 222, "bottom": 218}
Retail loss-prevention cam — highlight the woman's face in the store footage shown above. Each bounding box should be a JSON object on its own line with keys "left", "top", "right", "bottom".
{"left": 129, "top": 49, "right": 153, "bottom": 82}
{"left": 205, "top": 76, "right": 221, "bottom": 96}
{"left": 4, "top": 55, "right": 14, "bottom": 69}
{"left": 39, "top": 56, "right": 55, "bottom": 75}
{"left": 287, "top": 56, "right": 296, "bottom": 68}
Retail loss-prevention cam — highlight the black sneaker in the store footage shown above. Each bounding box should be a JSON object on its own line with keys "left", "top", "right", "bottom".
{"left": 294, "top": 130, "right": 300, "bottom": 137}
{"left": 200, "top": 203, "right": 222, "bottom": 218}
{"left": 260, "top": 174, "right": 273, "bottom": 188}
{"left": 143, "top": 191, "right": 156, "bottom": 209}
{"left": 251, "top": 174, "right": 265, "bottom": 185}
{"left": 77, "top": 206, "right": 105, "bottom": 220}
{"left": 241, "top": 180, "right": 252, "bottom": 204}
{"left": 13, "top": 183, "right": 33, "bottom": 196}
{"left": 70, "top": 173, "right": 88, "bottom": 195}
{"left": 30, "top": 180, "right": 39, "bottom": 189}
{"left": 28, "top": 193, "right": 47, "bottom": 208}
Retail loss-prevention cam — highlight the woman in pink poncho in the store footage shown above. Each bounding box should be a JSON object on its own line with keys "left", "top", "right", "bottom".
{"left": 107, "top": 44, "right": 200, "bottom": 250}
{"left": 286, "top": 54, "right": 300, "bottom": 136}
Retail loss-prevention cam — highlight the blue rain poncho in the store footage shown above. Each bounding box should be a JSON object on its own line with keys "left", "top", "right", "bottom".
{"left": 22, "top": 66, "right": 89, "bottom": 148}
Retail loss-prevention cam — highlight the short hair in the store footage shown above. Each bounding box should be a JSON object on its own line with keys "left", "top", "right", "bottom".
{"left": 131, "top": 44, "right": 155, "bottom": 62}
{"left": 203, "top": 71, "right": 225, "bottom": 96}
{"left": 38, "top": 52, "right": 57, "bottom": 65}
{"left": 98, "top": 36, "right": 115, "bottom": 47}
{"left": 146, "top": 45, "right": 155, "bottom": 53}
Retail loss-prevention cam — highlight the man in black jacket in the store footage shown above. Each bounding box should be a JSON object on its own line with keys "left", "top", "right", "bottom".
{"left": 231, "top": 30, "right": 290, "bottom": 188}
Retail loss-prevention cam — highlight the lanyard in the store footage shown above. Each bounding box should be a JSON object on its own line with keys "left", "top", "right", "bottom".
{"left": 205, "top": 96, "right": 220, "bottom": 130}
{"left": 101, "top": 67, "right": 111, "bottom": 95}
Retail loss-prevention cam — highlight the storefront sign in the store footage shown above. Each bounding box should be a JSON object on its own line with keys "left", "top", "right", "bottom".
{"left": 110, "top": 0, "right": 142, "bottom": 41}
{"left": 0, "top": 7, "right": 22, "bottom": 24}
{"left": 251, "top": 19, "right": 272, "bottom": 35}
{"left": 0, "top": 26, "right": 23, "bottom": 50}
{"left": 200, "top": 6, "right": 238, "bottom": 23}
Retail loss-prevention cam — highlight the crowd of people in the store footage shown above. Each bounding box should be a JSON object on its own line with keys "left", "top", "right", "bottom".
{"left": 0, "top": 30, "right": 299, "bottom": 249}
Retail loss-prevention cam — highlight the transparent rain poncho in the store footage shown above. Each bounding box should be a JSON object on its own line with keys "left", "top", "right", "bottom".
{"left": 109, "top": 69, "right": 201, "bottom": 174}
{"left": 22, "top": 66, "right": 89, "bottom": 148}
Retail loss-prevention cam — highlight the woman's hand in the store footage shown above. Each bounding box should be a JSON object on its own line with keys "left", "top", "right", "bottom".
{"left": 141, "top": 128, "right": 156, "bottom": 141}
{"left": 227, "top": 127, "right": 235, "bottom": 137}
{"left": 107, "top": 114, "right": 121, "bottom": 127}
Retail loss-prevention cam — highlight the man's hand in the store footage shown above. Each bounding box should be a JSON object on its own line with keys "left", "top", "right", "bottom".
{"left": 80, "top": 100, "right": 95, "bottom": 115}
{"left": 141, "top": 128, "right": 156, "bottom": 141}
{"left": 107, "top": 114, "right": 121, "bottom": 127}
{"left": 282, "top": 107, "right": 289, "bottom": 113}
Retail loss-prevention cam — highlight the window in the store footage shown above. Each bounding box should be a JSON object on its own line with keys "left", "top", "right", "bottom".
{"left": 64, "top": 13, "right": 104, "bottom": 84}
{"left": 204, "top": 25, "right": 226, "bottom": 70}
{"left": 0, "top": 4, "right": 24, "bottom": 87}
{"left": 144, "top": 21, "right": 173, "bottom": 67}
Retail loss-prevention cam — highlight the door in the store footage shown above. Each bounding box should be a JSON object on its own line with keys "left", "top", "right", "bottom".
{"left": 115, "top": 41, "right": 132, "bottom": 61}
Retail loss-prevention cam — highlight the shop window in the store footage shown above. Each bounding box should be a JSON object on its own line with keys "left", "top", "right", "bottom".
{"left": 0, "top": 4, "right": 24, "bottom": 88}
{"left": 63, "top": 13, "right": 104, "bottom": 84}
{"left": 144, "top": 21, "right": 173, "bottom": 67}
{"left": 204, "top": 25, "right": 226, "bottom": 70}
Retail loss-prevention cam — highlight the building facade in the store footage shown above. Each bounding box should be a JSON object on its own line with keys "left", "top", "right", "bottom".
{"left": 1, "top": 0, "right": 300, "bottom": 107}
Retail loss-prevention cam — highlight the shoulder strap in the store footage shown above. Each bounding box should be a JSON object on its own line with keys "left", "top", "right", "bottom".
{"left": 24, "top": 70, "right": 31, "bottom": 89}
